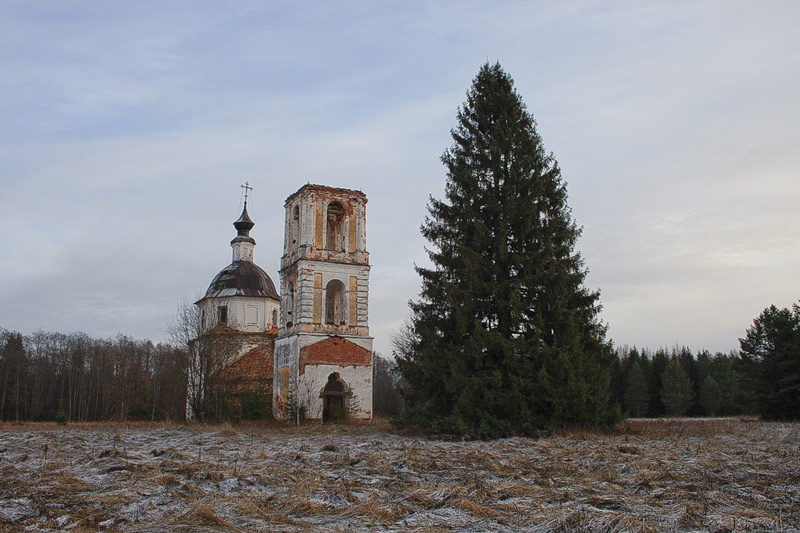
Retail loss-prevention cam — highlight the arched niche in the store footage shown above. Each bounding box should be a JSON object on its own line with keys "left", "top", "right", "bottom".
{"left": 325, "top": 279, "right": 346, "bottom": 325}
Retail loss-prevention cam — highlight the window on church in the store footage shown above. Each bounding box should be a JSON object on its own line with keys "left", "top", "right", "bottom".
{"left": 326, "top": 202, "right": 345, "bottom": 251}
{"left": 325, "top": 279, "right": 346, "bottom": 325}
{"left": 272, "top": 309, "right": 278, "bottom": 327}
{"left": 218, "top": 305, "right": 228, "bottom": 325}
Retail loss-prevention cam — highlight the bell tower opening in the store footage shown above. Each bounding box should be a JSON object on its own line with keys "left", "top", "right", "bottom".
{"left": 326, "top": 201, "right": 345, "bottom": 251}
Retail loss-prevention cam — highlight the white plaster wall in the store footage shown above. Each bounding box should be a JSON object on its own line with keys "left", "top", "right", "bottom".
{"left": 300, "top": 364, "right": 373, "bottom": 420}
{"left": 293, "top": 260, "right": 370, "bottom": 327}
{"left": 355, "top": 201, "right": 367, "bottom": 251}
{"left": 231, "top": 241, "right": 254, "bottom": 262}
{"left": 273, "top": 335, "right": 299, "bottom": 418}
{"left": 274, "top": 333, "right": 373, "bottom": 420}
{"left": 198, "top": 296, "right": 280, "bottom": 334}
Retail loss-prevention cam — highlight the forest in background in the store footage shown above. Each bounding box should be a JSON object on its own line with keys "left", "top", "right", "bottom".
{"left": 611, "top": 346, "right": 751, "bottom": 419}
{"left": 0, "top": 323, "right": 781, "bottom": 424}
{"left": 0, "top": 329, "right": 187, "bottom": 422}
{"left": 0, "top": 326, "right": 406, "bottom": 423}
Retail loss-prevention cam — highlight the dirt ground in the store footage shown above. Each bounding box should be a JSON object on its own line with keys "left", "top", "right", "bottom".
{"left": 0, "top": 418, "right": 797, "bottom": 532}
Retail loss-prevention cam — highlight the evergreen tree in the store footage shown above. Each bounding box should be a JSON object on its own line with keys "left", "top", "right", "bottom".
{"left": 624, "top": 360, "right": 649, "bottom": 417}
{"left": 739, "top": 303, "right": 800, "bottom": 420}
{"left": 675, "top": 347, "right": 701, "bottom": 415}
{"left": 699, "top": 375, "right": 722, "bottom": 416}
{"left": 0, "top": 332, "right": 27, "bottom": 421}
{"left": 608, "top": 353, "right": 625, "bottom": 411}
{"left": 661, "top": 359, "right": 694, "bottom": 416}
{"left": 397, "top": 62, "right": 616, "bottom": 437}
{"left": 648, "top": 349, "right": 669, "bottom": 417}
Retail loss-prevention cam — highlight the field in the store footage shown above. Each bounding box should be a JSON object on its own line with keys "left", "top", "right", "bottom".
{"left": 0, "top": 418, "right": 797, "bottom": 532}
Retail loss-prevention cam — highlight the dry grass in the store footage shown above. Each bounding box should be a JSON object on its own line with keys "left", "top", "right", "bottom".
{"left": 0, "top": 418, "right": 798, "bottom": 531}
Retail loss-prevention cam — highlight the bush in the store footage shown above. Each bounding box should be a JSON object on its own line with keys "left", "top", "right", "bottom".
{"left": 241, "top": 392, "right": 270, "bottom": 420}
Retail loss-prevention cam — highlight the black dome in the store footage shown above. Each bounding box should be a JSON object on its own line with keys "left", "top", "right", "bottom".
{"left": 203, "top": 261, "right": 279, "bottom": 300}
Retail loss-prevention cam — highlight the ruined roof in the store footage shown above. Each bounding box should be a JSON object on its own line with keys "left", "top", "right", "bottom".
{"left": 284, "top": 183, "right": 367, "bottom": 206}
{"left": 201, "top": 261, "right": 279, "bottom": 301}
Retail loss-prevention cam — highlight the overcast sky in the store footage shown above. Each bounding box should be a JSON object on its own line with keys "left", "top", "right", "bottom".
{"left": 1, "top": 1, "right": 799, "bottom": 357}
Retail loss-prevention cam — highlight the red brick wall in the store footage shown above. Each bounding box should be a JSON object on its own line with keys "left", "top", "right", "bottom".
{"left": 197, "top": 328, "right": 275, "bottom": 401}
{"left": 223, "top": 342, "right": 275, "bottom": 395}
{"left": 299, "top": 336, "right": 371, "bottom": 375}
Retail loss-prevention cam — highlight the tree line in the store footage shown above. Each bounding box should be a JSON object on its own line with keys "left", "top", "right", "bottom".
{"left": 0, "top": 328, "right": 187, "bottom": 422}
{"left": 612, "top": 304, "right": 800, "bottom": 420}
{"left": 0, "top": 323, "right": 407, "bottom": 423}
{"left": 612, "top": 346, "right": 750, "bottom": 418}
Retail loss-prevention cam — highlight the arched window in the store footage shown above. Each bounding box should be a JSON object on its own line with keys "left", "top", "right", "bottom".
{"left": 326, "top": 202, "right": 345, "bottom": 251}
{"left": 325, "top": 279, "right": 345, "bottom": 325}
{"left": 272, "top": 309, "right": 278, "bottom": 327}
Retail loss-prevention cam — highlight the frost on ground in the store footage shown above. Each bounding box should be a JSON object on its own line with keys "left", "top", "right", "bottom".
{"left": 0, "top": 418, "right": 798, "bottom": 532}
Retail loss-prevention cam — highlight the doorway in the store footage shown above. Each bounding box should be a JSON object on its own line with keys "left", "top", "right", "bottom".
{"left": 321, "top": 373, "right": 348, "bottom": 422}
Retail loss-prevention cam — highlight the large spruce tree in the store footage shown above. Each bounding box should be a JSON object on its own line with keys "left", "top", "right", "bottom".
{"left": 739, "top": 303, "right": 800, "bottom": 420}
{"left": 398, "top": 63, "right": 616, "bottom": 437}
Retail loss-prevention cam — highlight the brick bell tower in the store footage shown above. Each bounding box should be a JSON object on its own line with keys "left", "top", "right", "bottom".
{"left": 273, "top": 184, "right": 373, "bottom": 422}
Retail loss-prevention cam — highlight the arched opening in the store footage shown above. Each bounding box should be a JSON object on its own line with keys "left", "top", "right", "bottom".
{"left": 326, "top": 202, "right": 345, "bottom": 251}
{"left": 321, "top": 372, "right": 348, "bottom": 422}
{"left": 325, "top": 279, "right": 345, "bottom": 326}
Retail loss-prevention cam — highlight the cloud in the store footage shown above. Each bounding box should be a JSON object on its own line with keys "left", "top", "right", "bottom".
{"left": 1, "top": 1, "right": 799, "bottom": 358}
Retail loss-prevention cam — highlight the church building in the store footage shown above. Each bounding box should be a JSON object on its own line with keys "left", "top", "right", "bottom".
{"left": 194, "top": 183, "right": 373, "bottom": 422}
{"left": 274, "top": 184, "right": 373, "bottom": 422}
{"left": 192, "top": 193, "right": 280, "bottom": 419}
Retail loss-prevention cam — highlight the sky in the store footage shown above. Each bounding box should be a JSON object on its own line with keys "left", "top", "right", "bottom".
{"left": 1, "top": 1, "right": 799, "bottom": 358}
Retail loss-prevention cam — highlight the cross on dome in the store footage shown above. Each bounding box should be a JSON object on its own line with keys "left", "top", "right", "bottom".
{"left": 241, "top": 181, "right": 253, "bottom": 206}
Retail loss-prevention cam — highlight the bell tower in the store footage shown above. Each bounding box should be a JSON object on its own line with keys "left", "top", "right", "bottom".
{"left": 274, "top": 184, "right": 373, "bottom": 421}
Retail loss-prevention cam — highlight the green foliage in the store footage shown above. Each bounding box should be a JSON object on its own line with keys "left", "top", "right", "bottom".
{"left": 224, "top": 402, "right": 242, "bottom": 421}
{"left": 740, "top": 302, "right": 800, "bottom": 420}
{"left": 284, "top": 390, "right": 305, "bottom": 425}
{"left": 648, "top": 350, "right": 669, "bottom": 417}
{"left": 624, "top": 360, "right": 649, "bottom": 417}
{"left": 612, "top": 346, "right": 758, "bottom": 418}
{"left": 661, "top": 359, "right": 695, "bottom": 416}
{"left": 127, "top": 404, "right": 152, "bottom": 421}
{"left": 240, "top": 392, "right": 270, "bottom": 420}
{"left": 397, "top": 62, "right": 617, "bottom": 437}
{"left": 0, "top": 331, "right": 27, "bottom": 421}
{"left": 54, "top": 410, "right": 68, "bottom": 425}
{"left": 699, "top": 375, "right": 723, "bottom": 416}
